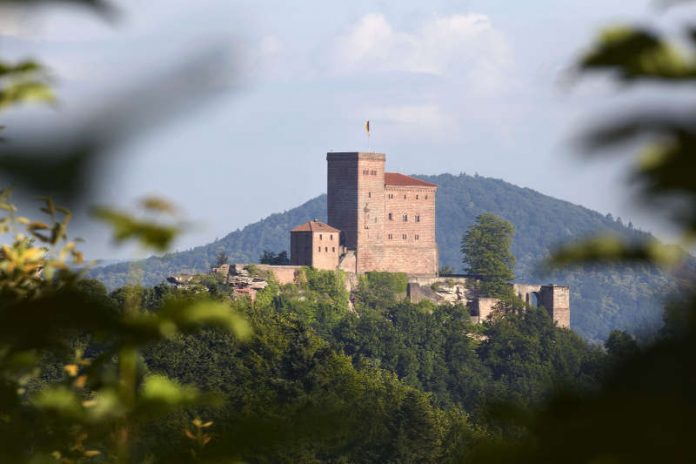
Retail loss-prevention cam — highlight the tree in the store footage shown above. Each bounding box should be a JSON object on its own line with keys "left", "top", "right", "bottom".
{"left": 260, "top": 250, "right": 290, "bottom": 265}
{"left": 214, "top": 249, "right": 229, "bottom": 267}
{"left": 461, "top": 213, "right": 516, "bottom": 297}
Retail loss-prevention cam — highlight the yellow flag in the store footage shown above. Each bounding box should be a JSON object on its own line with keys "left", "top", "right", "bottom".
{"left": 365, "top": 120, "right": 370, "bottom": 135}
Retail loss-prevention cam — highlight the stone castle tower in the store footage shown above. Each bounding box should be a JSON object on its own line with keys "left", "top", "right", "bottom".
{"left": 291, "top": 152, "right": 439, "bottom": 276}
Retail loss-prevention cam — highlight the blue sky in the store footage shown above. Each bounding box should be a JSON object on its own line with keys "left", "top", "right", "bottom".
{"left": 0, "top": 0, "right": 683, "bottom": 260}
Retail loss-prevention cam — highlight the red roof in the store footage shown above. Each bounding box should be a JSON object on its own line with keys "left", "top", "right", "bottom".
{"left": 291, "top": 220, "right": 341, "bottom": 233}
{"left": 384, "top": 172, "right": 437, "bottom": 188}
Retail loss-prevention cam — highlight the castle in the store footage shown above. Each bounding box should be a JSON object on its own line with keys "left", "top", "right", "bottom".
{"left": 285, "top": 151, "right": 570, "bottom": 329}
{"left": 190, "top": 151, "right": 570, "bottom": 329}
{"left": 290, "top": 152, "right": 438, "bottom": 275}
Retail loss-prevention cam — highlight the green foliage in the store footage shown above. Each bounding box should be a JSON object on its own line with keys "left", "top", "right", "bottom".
{"left": 259, "top": 249, "right": 290, "bottom": 265}
{"left": 354, "top": 272, "right": 409, "bottom": 309}
{"left": 467, "top": 5, "right": 696, "bottom": 464}
{"left": 0, "top": 60, "right": 54, "bottom": 115}
{"left": 88, "top": 177, "right": 674, "bottom": 342}
{"left": 461, "top": 213, "right": 516, "bottom": 298}
{"left": 92, "top": 197, "right": 183, "bottom": 253}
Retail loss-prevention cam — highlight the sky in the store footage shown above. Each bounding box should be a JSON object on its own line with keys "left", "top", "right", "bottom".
{"left": 0, "top": 0, "right": 687, "bottom": 260}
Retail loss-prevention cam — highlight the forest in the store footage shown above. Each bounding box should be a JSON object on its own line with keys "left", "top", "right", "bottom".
{"left": 1, "top": 0, "right": 696, "bottom": 462}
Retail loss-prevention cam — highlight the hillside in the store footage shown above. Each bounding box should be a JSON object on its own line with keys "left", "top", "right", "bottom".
{"left": 89, "top": 173, "right": 672, "bottom": 342}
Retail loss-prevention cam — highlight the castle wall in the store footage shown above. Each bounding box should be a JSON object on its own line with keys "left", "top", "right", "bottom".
{"left": 311, "top": 230, "right": 340, "bottom": 270}
{"left": 383, "top": 185, "right": 438, "bottom": 275}
{"left": 540, "top": 285, "right": 571, "bottom": 329}
{"left": 355, "top": 154, "right": 386, "bottom": 274}
{"left": 327, "top": 154, "right": 360, "bottom": 249}
{"left": 290, "top": 231, "right": 312, "bottom": 266}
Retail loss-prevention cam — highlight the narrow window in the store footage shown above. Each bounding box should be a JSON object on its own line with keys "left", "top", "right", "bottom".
{"left": 404, "top": 194, "right": 407, "bottom": 199}
{"left": 330, "top": 234, "right": 333, "bottom": 240}
{"left": 318, "top": 247, "right": 321, "bottom": 252}
{"left": 368, "top": 192, "right": 372, "bottom": 198}
{"left": 332, "top": 247, "right": 336, "bottom": 252}
{"left": 388, "top": 234, "right": 393, "bottom": 240}
{"left": 388, "top": 213, "right": 393, "bottom": 221}
{"left": 425, "top": 194, "right": 429, "bottom": 199}
{"left": 402, "top": 234, "right": 407, "bottom": 240}
{"left": 416, "top": 215, "right": 421, "bottom": 223}
{"left": 320, "top": 234, "right": 323, "bottom": 240}
{"left": 325, "top": 247, "right": 328, "bottom": 252}
{"left": 415, "top": 235, "right": 420, "bottom": 240}
{"left": 403, "top": 214, "right": 408, "bottom": 222}
{"left": 416, "top": 194, "right": 419, "bottom": 200}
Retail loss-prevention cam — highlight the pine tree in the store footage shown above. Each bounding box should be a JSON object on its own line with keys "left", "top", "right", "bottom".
{"left": 461, "top": 213, "right": 515, "bottom": 298}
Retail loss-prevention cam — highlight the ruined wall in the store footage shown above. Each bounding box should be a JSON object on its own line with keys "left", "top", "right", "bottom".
{"left": 540, "top": 285, "right": 571, "bottom": 329}
{"left": 472, "top": 297, "right": 499, "bottom": 323}
{"left": 513, "top": 283, "right": 543, "bottom": 306}
{"left": 255, "top": 264, "right": 304, "bottom": 285}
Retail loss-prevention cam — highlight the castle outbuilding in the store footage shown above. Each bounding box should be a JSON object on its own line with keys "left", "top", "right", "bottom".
{"left": 290, "top": 220, "right": 341, "bottom": 270}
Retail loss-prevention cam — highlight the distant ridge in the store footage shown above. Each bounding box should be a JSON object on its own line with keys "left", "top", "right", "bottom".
{"left": 89, "top": 172, "right": 672, "bottom": 342}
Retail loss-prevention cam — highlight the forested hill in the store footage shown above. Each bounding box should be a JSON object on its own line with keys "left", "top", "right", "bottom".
{"left": 89, "top": 173, "right": 672, "bottom": 342}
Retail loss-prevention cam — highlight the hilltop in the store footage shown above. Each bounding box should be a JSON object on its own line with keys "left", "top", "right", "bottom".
{"left": 89, "top": 173, "right": 672, "bottom": 342}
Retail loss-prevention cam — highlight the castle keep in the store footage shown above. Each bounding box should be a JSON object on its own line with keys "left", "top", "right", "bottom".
{"left": 291, "top": 152, "right": 439, "bottom": 275}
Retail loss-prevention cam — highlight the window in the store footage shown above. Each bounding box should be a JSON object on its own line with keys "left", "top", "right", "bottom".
{"left": 371, "top": 170, "right": 377, "bottom": 176}
{"left": 415, "top": 215, "right": 421, "bottom": 223}
{"left": 415, "top": 234, "right": 420, "bottom": 240}
{"left": 388, "top": 193, "right": 394, "bottom": 199}
{"left": 402, "top": 234, "right": 407, "bottom": 240}
{"left": 425, "top": 194, "right": 429, "bottom": 200}
{"left": 318, "top": 247, "right": 321, "bottom": 252}
{"left": 416, "top": 194, "right": 419, "bottom": 200}
{"left": 368, "top": 192, "right": 372, "bottom": 198}
{"left": 388, "top": 234, "right": 393, "bottom": 240}
{"left": 402, "top": 214, "right": 408, "bottom": 222}
{"left": 403, "top": 194, "right": 407, "bottom": 199}
{"left": 332, "top": 247, "right": 336, "bottom": 252}
{"left": 330, "top": 234, "right": 333, "bottom": 240}
{"left": 325, "top": 247, "right": 328, "bottom": 252}
{"left": 320, "top": 234, "right": 323, "bottom": 240}
{"left": 388, "top": 213, "right": 393, "bottom": 221}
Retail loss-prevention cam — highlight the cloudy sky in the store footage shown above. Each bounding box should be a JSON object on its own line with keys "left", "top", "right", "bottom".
{"left": 0, "top": 0, "right": 685, "bottom": 259}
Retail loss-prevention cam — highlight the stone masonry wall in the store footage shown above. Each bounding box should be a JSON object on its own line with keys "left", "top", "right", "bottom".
{"left": 327, "top": 153, "right": 360, "bottom": 249}
{"left": 355, "top": 153, "right": 386, "bottom": 274}
{"left": 311, "top": 230, "right": 340, "bottom": 270}
{"left": 382, "top": 185, "right": 438, "bottom": 275}
{"left": 290, "top": 231, "right": 312, "bottom": 266}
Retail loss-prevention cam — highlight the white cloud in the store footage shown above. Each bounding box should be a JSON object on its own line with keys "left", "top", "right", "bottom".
{"left": 332, "top": 13, "right": 513, "bottom": 92}
{"left": 370, "top": 104, "right": 454, "bottom": 133}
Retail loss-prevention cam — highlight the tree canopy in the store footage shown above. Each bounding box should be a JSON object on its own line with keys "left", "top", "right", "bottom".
{"left": 461, "top": 213, "right": 516, "bottom": 297}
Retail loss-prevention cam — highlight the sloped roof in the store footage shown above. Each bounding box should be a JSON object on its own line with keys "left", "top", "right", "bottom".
{"left": 384, "top": 172, "right": 437, "bottom": 188}
{"left": 291, "top": 220, "right": 341, "bottom": 233}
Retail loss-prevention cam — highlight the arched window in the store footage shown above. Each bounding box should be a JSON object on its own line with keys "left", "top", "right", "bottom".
{"left": 402, "top": 214, "right": 408, "bottom": 222}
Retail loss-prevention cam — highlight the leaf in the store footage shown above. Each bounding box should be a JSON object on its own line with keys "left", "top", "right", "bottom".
{"left": 550, "top": 234, "right": 685, "bottom": 267}
{"left": 91, "top": 206, "right": 181, "bottom": 252}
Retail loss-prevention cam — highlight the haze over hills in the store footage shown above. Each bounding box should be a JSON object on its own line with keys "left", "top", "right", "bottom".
{"left": 89, "top": 173, "right": 672, "bottom": 342}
